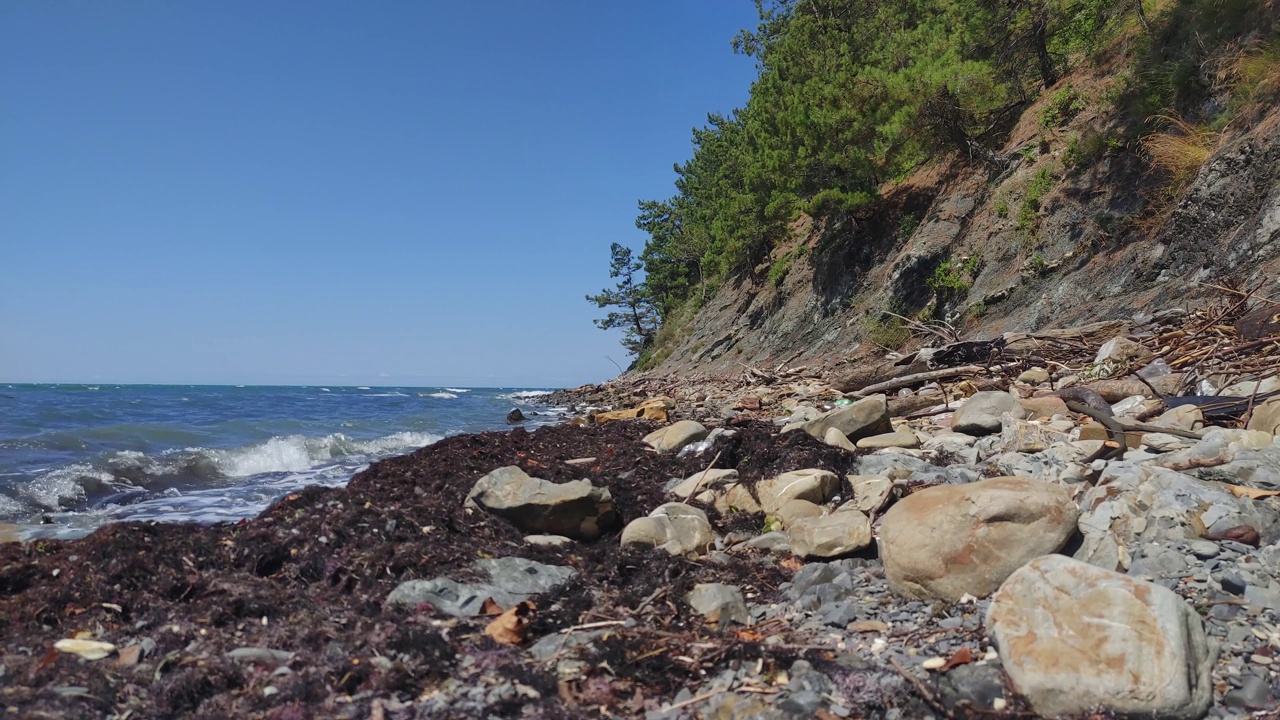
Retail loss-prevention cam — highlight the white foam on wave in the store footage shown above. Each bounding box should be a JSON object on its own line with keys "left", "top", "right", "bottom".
{"left": 7, "top": 430, "right": 443, "bottom": 522}
{"left": 444, "top": 388, "right": 470, "bottom": 393}
{"left": 19, "top": 463, "right": 113, "bottom": 511}
{"left": 208, "top": 431, "right": 440, "bottom": 477}
{"left": 499, "top": 390, "right": 552, "bottom": 400}
{"left": 319, "top": 388, "right": 331, "bottom": 392}
{"left": 425, "top": 392, "right": 458, "bottom": 399}
{"left": 364, "top": 392, "right": 409, "bottom": 397}
{"left": 356, "top": 386, "right": 372, "bottom": 390}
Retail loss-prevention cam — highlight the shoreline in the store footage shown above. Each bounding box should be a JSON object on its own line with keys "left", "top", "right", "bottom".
{"left": 3, "top": 313, "right": 1280, "bottom": 717}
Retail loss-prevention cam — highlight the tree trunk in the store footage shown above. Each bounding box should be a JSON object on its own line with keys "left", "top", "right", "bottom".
{"left": 1033, "top": 15, "right": 1057, "bottom": 88}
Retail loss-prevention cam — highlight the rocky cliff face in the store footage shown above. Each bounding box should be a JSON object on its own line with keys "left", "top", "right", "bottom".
{"left": 636, "top": 98, "right": 1280, "bottom": 379}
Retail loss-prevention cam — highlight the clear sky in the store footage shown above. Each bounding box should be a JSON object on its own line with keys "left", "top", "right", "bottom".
{"left": 1, "top": 1, "right": 757, "bottom": 388}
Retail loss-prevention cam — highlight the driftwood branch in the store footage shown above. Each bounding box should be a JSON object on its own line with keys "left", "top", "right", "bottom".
{"left": 848, "top": 363, "right": 1019, "bottom": 397}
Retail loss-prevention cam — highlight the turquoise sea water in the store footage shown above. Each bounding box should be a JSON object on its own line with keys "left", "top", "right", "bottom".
{"left": 0, "top": 384, "right": 559, "bottom": 539}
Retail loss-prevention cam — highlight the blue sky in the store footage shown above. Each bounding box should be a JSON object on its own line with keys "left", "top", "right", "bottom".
{"left": 0, "top": 1, "right": 757, "bottom": 387}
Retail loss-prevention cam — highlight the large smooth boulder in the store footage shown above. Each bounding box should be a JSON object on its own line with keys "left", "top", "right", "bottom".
{"left": 799, "top": 394, "right": 891, "bottom": 442}
{"left": 878, "top": 476, "right": 1077, "bottom": 600}
{"left": 385, "top": 557, "right": 576, "bottom": 615}
{"left": 466, "top": 466, "right": 617, "bottom": 540}
{"left": 643, "top": 420, "right": 709, "bottom": 453}
{"left": 620, "top": 502, "right": 715, "bottom": 556}
{"left": 756, "top": 468, "right": 840, "bottom": 514}
{"left": 787, "top": 509, "right": 872, "bottom": 558}
{"left": 987, "top": 555, "right": 1212, "bottom": 720}
{"left": 951, "top": 391, "right": 1023, "bottom": 436}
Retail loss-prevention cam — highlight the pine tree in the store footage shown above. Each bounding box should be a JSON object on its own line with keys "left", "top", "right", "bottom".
{"left": 586, "top": 243, "right": 659, "bottom": 356}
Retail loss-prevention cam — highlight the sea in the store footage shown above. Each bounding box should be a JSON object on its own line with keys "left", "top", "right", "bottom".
{"left": 0, "top": 384, "right": 562, "bottom": 541}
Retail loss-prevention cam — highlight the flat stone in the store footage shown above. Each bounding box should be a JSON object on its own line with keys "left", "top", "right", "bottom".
{"left": 756, "top": 469, "right": 840, "bottom": 514}
{"left": 686, "top": 583, "right": 749, "bottom": 625}
{"left": 667, "top": 468, "right": 740, "bottom": 503}
{"left": 952, "top": 392, "right": 1023, "bottom": 436}
{"left": 848, "top": 475, "right": 894, "bottom": 514}
{"left": 385, "top": 557, "right": 576, "bottom": 615}
{"left": 1189, "top": 541, "right": 1220, "bottom": 559}
{"left": 523, "top": 534, "right": 573, "bottom": 547}
{"left": 987, "top": 555, "right": 1213, "bottom": 720}
{"left": 879, "top": 476, "right": 1077, "bottom": 600}
{"left": 856, "top": 428, "right": 920, "bottom": 449}
{"left": 1018, "top": 395, "right": 1070, "bottom": 420}
{"left": 1017, "top": 368, "right": 1050, "bottom": 384}
{"left": 466, "top": 466, "right": 616, "bottom": 539}
{"left": 787, "top": 510, "right": 872, "bottom": 559}
{"left": 774, "top": 499, "right": 826, "bottom": 529}
{"left": 642, "top": 420, "right": 709, "bottom": 453}
{"left": 800, "top": 394, "right": 892, "bottom": 442}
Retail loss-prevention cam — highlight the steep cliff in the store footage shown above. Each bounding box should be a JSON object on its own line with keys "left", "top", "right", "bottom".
{"left": 634, "top": 87, "right": 1280, "bottom": 379}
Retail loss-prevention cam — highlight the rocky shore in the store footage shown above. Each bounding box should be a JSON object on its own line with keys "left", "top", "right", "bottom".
{"left": 3, "top": 306, "right": 1280, "bottom": 719}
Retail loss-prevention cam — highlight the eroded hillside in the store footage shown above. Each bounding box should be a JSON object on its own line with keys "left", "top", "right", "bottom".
{"left": 613, "top": 1, "right": 1280, "bottom": 379}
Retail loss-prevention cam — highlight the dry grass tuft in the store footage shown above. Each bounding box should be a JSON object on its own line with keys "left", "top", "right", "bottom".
{"left": 1141, "top": 114, "right": 1217, "bottom": 186}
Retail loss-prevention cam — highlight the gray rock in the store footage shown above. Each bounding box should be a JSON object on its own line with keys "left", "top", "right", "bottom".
{"left": 1223, "top": 674, "right": 1275, "bottom": 709}
{"left": 756, "top": 468, "right": 840, "bottom": 514}
{"left": 855, "top": 427, "right": 920, "bottom": 449}
{"left": 1244, "top": 581, "right": 1280, "bottom": 610}
{"left": 741, "top": 531, "right": 791, "bottom": 553}
{"left": 774, "top": 499, "right": 826, "bottom": 528}
{"left": 226, "top": 647, "right": 294, "bottom": 665}
{"left": 686, "top": 583, "right": 749, "bottom": 625}
{"left": 952, "top": 391, "right": 1023, "bottom": 436}
{"left": 1017, "top": 367, "right": 1050, "bottom": 384}
{"left": 643, "top": 420, "right": 710, "bottom": 453}
{"left": 1075, "top": 462, "right": 1279, "bottom": 572}
{"left": 848, "top": 475, "right": 894, "bottom": 514}
{"left": 385, "top": 557, "right": 576, "bottom": 615}
{"left": 466, "top": 466, "right": 616, "bottom": 539}
{"left": 937, "top": 663, "right": 1007, "bottom": 712}
{"left": 987, "top": 555, "right": 1213, "bottom": 720}
{"left": 1189, "top": 540, "right": 1221, "bottom": 559}
{"left": 667, "top": 468, "right": 739, "bottom": 498}
{"left": 1128, "top": 544, "right": 1190, "bottom": 579}
{"left": 800, "top": 394, "right": 892, "bottom": 442}
{"left": 823, "top": 427, "right": 858, "bottom": 451}
{"left": 787, "top": 510, "right": 872, "bottom": 559}
{"left": 620, "top": 502, "right": 715, "bottom": 556}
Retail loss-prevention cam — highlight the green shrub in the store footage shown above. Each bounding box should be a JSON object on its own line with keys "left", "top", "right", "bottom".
{"left": 1064, "top": 132, "right": 1118, "bottom": 169}
{"left": 863, "top": 314, "right": 910, "bottom": 350}
{"left": 1017, "top": 167, "right": 1057, "bottom": 236}
{"left": 1038, "top": 85, "right": 1086, "bottom": 129}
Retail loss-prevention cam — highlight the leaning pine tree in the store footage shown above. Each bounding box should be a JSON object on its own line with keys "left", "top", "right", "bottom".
{"left": 586, "top": 243, "right": 659, "bottom": 356}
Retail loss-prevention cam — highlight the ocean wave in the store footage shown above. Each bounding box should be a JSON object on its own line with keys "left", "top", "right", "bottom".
{"left": 363, "top": 392, "right": 409, "bottom": 398}
{"left": 425, "top": 392, "right": 458, "bottom": 399}
{"left": 2, "top": 430, "right": 441, "bottom": 519}
{"left": 444, "top": 388, "right": 471, "bottom": 393}
{"left": 499, "top": 390, "right": 552, "bottom": 401}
